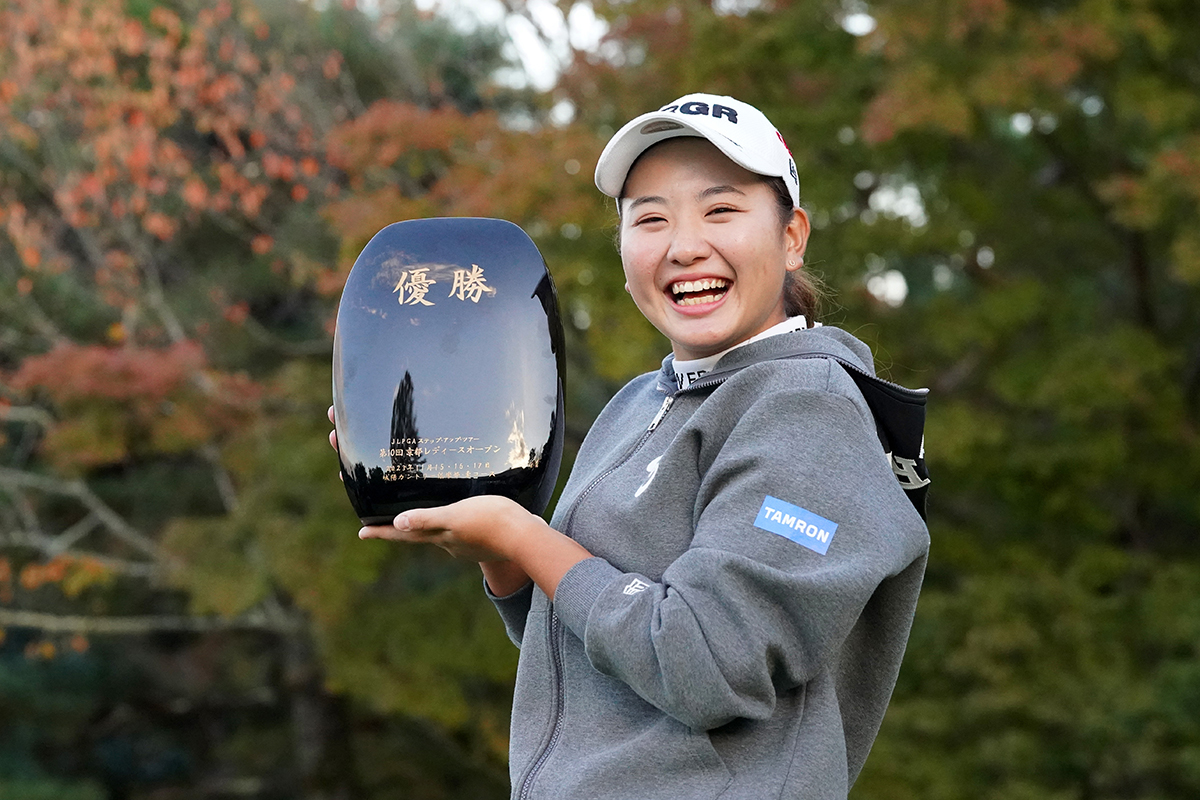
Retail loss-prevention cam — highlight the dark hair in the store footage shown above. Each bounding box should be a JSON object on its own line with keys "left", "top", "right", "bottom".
{"left": 763, "top": 176, "right": 822, "bottom": 323}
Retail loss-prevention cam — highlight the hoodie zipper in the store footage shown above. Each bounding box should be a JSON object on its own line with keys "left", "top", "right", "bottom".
{"left": 518, "top": 612, "right": 565, "bottom": 800}
{"left": 560, "top": 393, "right": 676, "bottom": 536}
{"left": 515, "top": 391, "right": 678, "bottom": 799}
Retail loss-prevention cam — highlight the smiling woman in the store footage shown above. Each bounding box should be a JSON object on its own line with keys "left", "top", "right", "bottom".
{"left": 344, "top": 92, "right": 930, "bottom": 800}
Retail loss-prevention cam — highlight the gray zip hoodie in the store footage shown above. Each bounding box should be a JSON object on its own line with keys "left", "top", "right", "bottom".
{"left": 490, "top": 326, "right": 929, "bottom": 799}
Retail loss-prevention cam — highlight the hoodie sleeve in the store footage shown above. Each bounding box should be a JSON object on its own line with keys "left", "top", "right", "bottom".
{"left": 552, "top": 382, "right": 928, "bottom": 730}
{"left": 485, "top": 578, "right": 535, "bottom": 647}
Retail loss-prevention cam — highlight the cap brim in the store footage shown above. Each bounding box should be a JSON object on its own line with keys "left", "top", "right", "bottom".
{"left": 594, "top": 114, "right": 704, "bottom": 199}
{"left": 595, "top": 111, "right": 783, "bottom": 203}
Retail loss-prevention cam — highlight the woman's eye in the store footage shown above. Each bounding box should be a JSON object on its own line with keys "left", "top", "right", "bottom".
{"left": 635, "top": 215, "right": 666, "bottom": 225}
{"left": 708, "top": 206, "right": 737, "bottom": 216}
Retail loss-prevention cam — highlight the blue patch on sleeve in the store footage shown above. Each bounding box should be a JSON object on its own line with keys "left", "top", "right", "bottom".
{"left": 754, "top": 496, "right": 838, "bottom": 555}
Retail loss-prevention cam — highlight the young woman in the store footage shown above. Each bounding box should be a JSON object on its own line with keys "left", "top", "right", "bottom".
{"left": 336, "top": 93, "right": 929, "bottom": 799}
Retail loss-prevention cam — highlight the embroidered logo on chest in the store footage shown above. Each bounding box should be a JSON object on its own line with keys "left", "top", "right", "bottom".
{"left": 753, "top": 496, "right": 838, "bottom": 555}
{"left": 634, "top": 455, "right": 663, "bottom": 498}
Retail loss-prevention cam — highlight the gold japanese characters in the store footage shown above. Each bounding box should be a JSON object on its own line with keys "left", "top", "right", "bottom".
{"left": 391, "top": 264, "right": 497, "bottom": 306}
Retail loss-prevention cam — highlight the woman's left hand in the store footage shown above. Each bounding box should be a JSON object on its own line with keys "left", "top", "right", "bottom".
{"left": 358, "top": 495, "right": 594, "bottom": 600}
{"left": 358, "top": 495, "right": 537, "bottom": 563}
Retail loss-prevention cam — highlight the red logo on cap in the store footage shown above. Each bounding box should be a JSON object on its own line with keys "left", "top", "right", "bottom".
{"left": 776, "top": 131, "right": 793, "bottom": 157}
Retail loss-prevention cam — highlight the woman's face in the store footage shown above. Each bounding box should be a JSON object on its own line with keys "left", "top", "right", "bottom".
{"left": 619, "top": 137, "right": 809, "bottom": 362}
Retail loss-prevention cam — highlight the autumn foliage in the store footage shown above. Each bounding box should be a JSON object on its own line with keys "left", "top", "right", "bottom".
{"left": 0, "top": 0, "right": 338, "bottom": 318}
{"left": 9, "top": 341, "right": 260, "bottom": 469}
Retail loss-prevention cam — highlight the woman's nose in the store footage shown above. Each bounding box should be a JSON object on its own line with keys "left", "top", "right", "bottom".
{"left": 666, "top": 219, "right": 711, "bottom": 265}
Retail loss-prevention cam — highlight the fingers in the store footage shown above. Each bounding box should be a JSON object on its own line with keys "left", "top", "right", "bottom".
{"left": 327, "top": 406, "right": 342, "bottom": 483}
{"left": 355, "top": 509, "right": 443, "bottom": 541}
{"left": 393, "top": 507, "right": 444, "bottom": 532}
{"left": 359, "top": 524, "right": 412, "bottom": 541}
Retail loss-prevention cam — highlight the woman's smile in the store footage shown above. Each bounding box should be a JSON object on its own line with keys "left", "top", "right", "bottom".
{"left": 669, "top": 277, "right": 730, "bottom": 307}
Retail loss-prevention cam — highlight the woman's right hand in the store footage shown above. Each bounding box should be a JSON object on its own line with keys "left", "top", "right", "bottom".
{"left": 327, "top": 405, "right": 343, "bottom": 483}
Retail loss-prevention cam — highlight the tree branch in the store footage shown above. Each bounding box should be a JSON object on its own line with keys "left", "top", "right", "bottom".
{"left": 0, "top": 292, "right": 69, "bottom": 346}
{"left": 45, "top": 511, "right": 102, "bottom": 555}
{"left": 0, "top": 606, "right": 301, "bottom": 635}
{"left": 0, "top": 527, "right": 158, "bottom": 576}
{"left": 0, "top": 404, "right": 55, "bottom": 428}
{"left": 201, "top": 443, "right": 240, "bottom": 514}
{"left": 243, "top": 315, "right": 332, "bottom": 357}
{"left": 1039, "top": 131, "right": 1157, "bottom": 331}
{"left": 0, "top": 466, "right": 160, "bottom": 559}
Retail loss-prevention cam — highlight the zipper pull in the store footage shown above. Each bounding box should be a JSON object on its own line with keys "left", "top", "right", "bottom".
{"left": 647, "top": 396, "right": 674, "bottom": 432}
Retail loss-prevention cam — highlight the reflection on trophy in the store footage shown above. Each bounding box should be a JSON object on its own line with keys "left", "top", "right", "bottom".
{"left": 331, "top": 218, "right": 565, "bottom": 526}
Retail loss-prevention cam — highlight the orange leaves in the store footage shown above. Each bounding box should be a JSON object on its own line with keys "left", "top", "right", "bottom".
{"left": 865, "top": 0, "right": 1124, "bottom": 142}
{"left": 126, "top": 139, "right": 154, "bottom": 175}
{"left": 4, "top": 202, "right": 51, "bottom": 271}
{"left": 8, "top": 341, "right": 263, "bottom": 469}
{"left": 323, "top": 53, "right": 342, "bottom": 81}
{"left": 262, "top": 151, "right": 297, "bottom": 181}
{"left": 326, "top": 101, "right": 490, "bottom": 176}
{"left": 324, "top": 99, "right": 606, "bottom": 266}
{"left": 239, "top": 184, "right": 269, "bottom": 217}
{"left": 862, "top": 64, "right": 975, "bottom": 144}
{"left": 142, "top": 212, "right": 176, "bottom": 241}
{"left": 223, "top": 302, "right": 250, "bottom": 324}
{"left": 20, "top": 246, "right": 41, "bottom": 269}
{"left": 1095, "top": 137, "right": 1200, "bottom": 234}
{"left": 0, "top": 0, "right": 350, "bottom": 323}
{"left": 1156, "top": 141, "right": 1200, "bottom": 193}
{"left": 19, "top": 555, "right": 110, "bottom": 596}
{"left": 182, "top": 178, "right": 209, "bottom": 209}
{"left": 4, "top": 553, "right": 113, "bottom": 601}
{"left": 11, "top": 341, "right": 206, "bottom": 405}
{"left": 251, "top": 234, "right": 274, "bottom": 255}
{"left": 149, "top": 6, "right": 182, "bottom": 39}
{"left": 118, "top": 18, "right": 145, "bottom": 55}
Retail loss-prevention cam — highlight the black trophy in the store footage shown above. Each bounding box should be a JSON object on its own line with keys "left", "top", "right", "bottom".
{"left": 332, "top": 218, "right": 565, "bottom": 525}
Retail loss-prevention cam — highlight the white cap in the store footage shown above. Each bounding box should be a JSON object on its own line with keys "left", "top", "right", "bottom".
{"left": 594, "top": 93, "right": 800, "bottom": 210}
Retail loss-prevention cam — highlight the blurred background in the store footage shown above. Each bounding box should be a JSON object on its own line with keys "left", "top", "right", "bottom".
{"left": 1, "top": 0, "right": 1198, "bottom": 797}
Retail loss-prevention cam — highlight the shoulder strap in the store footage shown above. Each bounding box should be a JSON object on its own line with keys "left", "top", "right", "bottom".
{"left": 771, "top": 344, "right": 930, "bottom": 521}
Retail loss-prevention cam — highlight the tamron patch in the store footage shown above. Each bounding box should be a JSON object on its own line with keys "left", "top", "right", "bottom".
{"left": 754, "top": 496, "right": 838, "bottom": 555}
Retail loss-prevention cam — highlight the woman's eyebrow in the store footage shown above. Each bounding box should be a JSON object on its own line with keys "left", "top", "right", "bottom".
{"left": 626, "top": 195, "right": 667, "bottom": 211}
{"left": 697, "top": 185, "right": 746, "bottom": 201}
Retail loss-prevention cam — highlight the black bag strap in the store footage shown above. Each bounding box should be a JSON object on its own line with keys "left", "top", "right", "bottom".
{"left": 771, "top": 344, "right": 930, "bottom": 520}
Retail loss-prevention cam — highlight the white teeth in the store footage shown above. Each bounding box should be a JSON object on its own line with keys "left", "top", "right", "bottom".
{"left": 671, "top": 278, "right": 728, "bottom": 294}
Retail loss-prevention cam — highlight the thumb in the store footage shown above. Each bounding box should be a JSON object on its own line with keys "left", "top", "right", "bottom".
{"left": 394, "top": 507, "right": 444, "bottom": 532}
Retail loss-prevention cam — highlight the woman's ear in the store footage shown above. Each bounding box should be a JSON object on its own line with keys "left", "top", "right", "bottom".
{"left": 785, "top": 208, "right": 810, "bottom": 271}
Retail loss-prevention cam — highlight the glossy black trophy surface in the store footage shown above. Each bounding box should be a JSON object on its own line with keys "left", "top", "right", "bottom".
{"left": 332, "top": 218, "right": 565, "bottom": 525}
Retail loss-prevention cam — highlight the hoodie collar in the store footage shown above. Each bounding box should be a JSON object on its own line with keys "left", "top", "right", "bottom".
{"left": 656, "top": 325, "right": 876, "bottom": 395}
